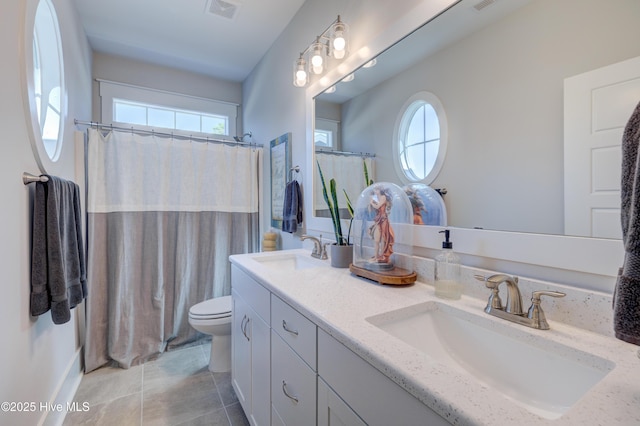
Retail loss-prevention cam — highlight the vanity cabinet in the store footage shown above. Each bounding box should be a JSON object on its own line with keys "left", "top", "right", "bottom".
{"left": 231, "top": 262, "right": 449, "bottom": 426}
{"left": 231, "top": 265, "right": 271, "bottom": 426}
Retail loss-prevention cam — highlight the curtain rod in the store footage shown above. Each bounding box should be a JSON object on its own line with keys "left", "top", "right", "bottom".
{"left": 74, "top": 120, "right": 263, "bottom": 148}
{"left": 315, "top": 149, "right": 375, "bottom": 158}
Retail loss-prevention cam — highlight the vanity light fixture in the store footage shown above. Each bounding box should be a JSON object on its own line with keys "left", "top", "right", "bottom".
{"left": 292, "top": 15, "right": 349, "bottom": 88}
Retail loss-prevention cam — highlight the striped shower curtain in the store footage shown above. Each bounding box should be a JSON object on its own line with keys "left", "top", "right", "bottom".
{"left": 83, "top": 128, "right": 261, "bottom": 372}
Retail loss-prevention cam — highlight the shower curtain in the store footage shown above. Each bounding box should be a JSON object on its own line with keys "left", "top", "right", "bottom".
{"left": 84, "top": 128, "right": 261, "bottom": 372}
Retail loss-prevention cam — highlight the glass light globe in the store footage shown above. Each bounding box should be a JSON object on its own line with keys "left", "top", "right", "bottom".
{"left": 311, "top": 53, "right": 323, "bottom": 67}
{"left": 333, "top": 36, "right": 346, "bottom": 59}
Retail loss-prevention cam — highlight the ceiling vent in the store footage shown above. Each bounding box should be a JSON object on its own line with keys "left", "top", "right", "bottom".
{"left": 473, "top": 0, "right": 496, "bottom": 12}
{"left": 206, "top": 0, "right": 242, "bottom": 20}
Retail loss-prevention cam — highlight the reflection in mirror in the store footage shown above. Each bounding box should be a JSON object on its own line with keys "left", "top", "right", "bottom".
{"left": 405, "top": 184, "right": 447, "bottom": 226}
{"left": 393, "top": 91, "right": 448, "bottom": 185}
{"left": 314, "top": 151, "right": 375, "bottom": 219}
{"left": 313, "top": 0, "right": 640, "bottom": 238}
{"left": 314, "top": 96, "right": 376, "bottom": 219}
{"left": 314, "top": 117, "right": 339, "bottom": 149}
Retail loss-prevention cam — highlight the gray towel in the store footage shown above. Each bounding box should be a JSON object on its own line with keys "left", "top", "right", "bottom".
{"left": 282, "top": 180, "right": 302, "bottom": 233}
{"left": 615, "top": 100, "right": 640, "bottom": 345}
{"left": 31, "top": 175, "right": 87, "bottom": 324}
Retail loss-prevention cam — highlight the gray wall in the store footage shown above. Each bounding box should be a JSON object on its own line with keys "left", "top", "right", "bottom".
{"left": 92, "top": 52, "right": 243, "bottom": 125}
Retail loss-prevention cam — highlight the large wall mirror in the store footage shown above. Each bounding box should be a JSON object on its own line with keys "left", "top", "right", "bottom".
{"left": 312, "top": 0, "right": 640, "bottom": 239}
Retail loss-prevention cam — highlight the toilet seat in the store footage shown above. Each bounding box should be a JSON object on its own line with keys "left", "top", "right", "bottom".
{"left": 189, "top": 295, "right": 232, "bottom": 320}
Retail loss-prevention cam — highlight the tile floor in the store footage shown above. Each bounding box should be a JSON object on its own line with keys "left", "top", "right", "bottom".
{"left": 63, "top": 341, "right": 249, "bottom": 426}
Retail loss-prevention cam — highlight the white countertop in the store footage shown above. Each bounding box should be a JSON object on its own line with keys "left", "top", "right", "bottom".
{"left": 230, "top": 249, "right": 640, "bottom": 425}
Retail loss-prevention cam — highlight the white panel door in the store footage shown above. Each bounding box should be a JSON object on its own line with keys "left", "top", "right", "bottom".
{"left": 564, "top": 55, "right": 640, "bottom": 238}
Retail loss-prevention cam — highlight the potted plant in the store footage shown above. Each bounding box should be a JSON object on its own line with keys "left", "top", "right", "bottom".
{"left": 317, "top": 160, "right": 373, "bottom": 267}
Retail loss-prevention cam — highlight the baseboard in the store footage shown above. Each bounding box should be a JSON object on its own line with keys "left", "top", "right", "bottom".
{"left": 39, "top": 347, "right": 84, "bottom": 426}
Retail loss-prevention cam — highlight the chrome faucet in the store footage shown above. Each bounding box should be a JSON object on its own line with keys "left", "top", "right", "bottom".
{"left": 474, "top": 274, "right": 566, "bottom": 330}
{"left": 300, "top": 235, "right": 328, "bottom": 259}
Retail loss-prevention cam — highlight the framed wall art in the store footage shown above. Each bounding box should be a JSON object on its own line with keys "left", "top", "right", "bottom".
{"left": 270, "top": 132, "right": 291, "bottom": 228}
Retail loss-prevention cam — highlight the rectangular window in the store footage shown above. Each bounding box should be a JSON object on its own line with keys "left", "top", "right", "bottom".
{"left": 148, "top": 106, "right": 174, "bottom": 129}
{"left": 113, "top": 99, "right": 230, "bottom": 136}
{"left": 100, "top": 80, "right": 238, "bottom": 138}
{"left": 314, "top": 118, "right": 340, "bottom": 149}
{"left": 114, "top": 101, "right": 146, "bottom": 126}
{"left": 314, "top": 129, "right": 333, "bottom": 148}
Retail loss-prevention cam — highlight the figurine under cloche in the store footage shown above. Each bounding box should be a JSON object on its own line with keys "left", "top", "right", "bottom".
{"left": 349, "top": 182, "right": 416, "bottom": 285}
{"left": 403, "top": 183, "right": 447, "bottom": 226}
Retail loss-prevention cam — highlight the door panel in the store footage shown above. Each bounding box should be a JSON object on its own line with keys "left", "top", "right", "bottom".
{"left": 564, "top": 55, "right": 640, "bottom": 238}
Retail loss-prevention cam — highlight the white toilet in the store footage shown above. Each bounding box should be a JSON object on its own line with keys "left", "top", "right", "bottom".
{"left": 188, "top": 295, "right": 233, "bottom": 372}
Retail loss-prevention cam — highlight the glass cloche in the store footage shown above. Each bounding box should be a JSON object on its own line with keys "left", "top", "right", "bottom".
{"left": 403, "top": 183, "right": 447, "bottom": 226}
{"left": 349, "top": 182, "right": 416, "bottom": 285}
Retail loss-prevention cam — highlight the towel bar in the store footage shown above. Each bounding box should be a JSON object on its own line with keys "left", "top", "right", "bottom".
{"left": 23, "top": 172, "right": 49, "bottom": 185}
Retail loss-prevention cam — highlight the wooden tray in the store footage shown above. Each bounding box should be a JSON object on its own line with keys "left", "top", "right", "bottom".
{"left": 349, "top": 264, "right": 417, "bottom": 286}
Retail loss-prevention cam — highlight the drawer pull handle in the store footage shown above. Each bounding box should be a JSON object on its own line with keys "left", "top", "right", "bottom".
{"left": 282, "top": 320, "right": 299, "bottom": 336}
{"left": 282, "top": 380, "right": 299, "bottom": 403}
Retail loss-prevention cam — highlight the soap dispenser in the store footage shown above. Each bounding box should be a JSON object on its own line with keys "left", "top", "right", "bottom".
{"left": 435, "top": 229, "right": 462, "bottom": 300}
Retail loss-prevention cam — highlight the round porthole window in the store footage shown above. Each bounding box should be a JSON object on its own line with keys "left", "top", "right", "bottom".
{"left": 393, "top": 92, "right": 447, "bottom": 184}
{"left": 23, "top": 0, "right": 66, "bottom": 171}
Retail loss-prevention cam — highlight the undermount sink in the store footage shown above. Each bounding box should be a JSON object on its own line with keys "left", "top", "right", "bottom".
{"left": 253, "top": 253, "right": 327, "bottom": 270}
{"left": 366, "top": 301, "right": 614, "bottom": 420}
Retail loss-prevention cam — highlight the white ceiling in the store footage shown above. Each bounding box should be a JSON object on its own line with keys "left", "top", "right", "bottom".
{"left": 73, "top": 0, "right": 306, "bottom": 82}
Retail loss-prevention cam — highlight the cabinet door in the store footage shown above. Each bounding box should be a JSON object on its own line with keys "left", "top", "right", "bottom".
{"left": 232, "top": 291, "right": 252, "bottom": 413}
{"left": 271, "top": 405, "right": 286, "bottom": 426}
{"left": 318, "top": 329, "right": 449, "bottom": 426}
{"left": 250, "top": 313, "right": 270, "bottom": 426}
{"left": 318, "top": 378, "right": 366, "bottom": 426}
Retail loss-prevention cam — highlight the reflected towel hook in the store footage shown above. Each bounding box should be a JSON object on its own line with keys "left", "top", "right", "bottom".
{"left": 289, "top": 165, "right": 300, "bottom": 181}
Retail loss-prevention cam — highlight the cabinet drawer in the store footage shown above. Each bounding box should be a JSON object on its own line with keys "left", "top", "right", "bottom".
{"left": 271, "top": 330, "right": 316, "bottom": 425}
{"left": 271, "top": 295, "right": 317, "bottom": 369}
{"left": 232, "top": 264, "right": 270, "bottom": 324}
